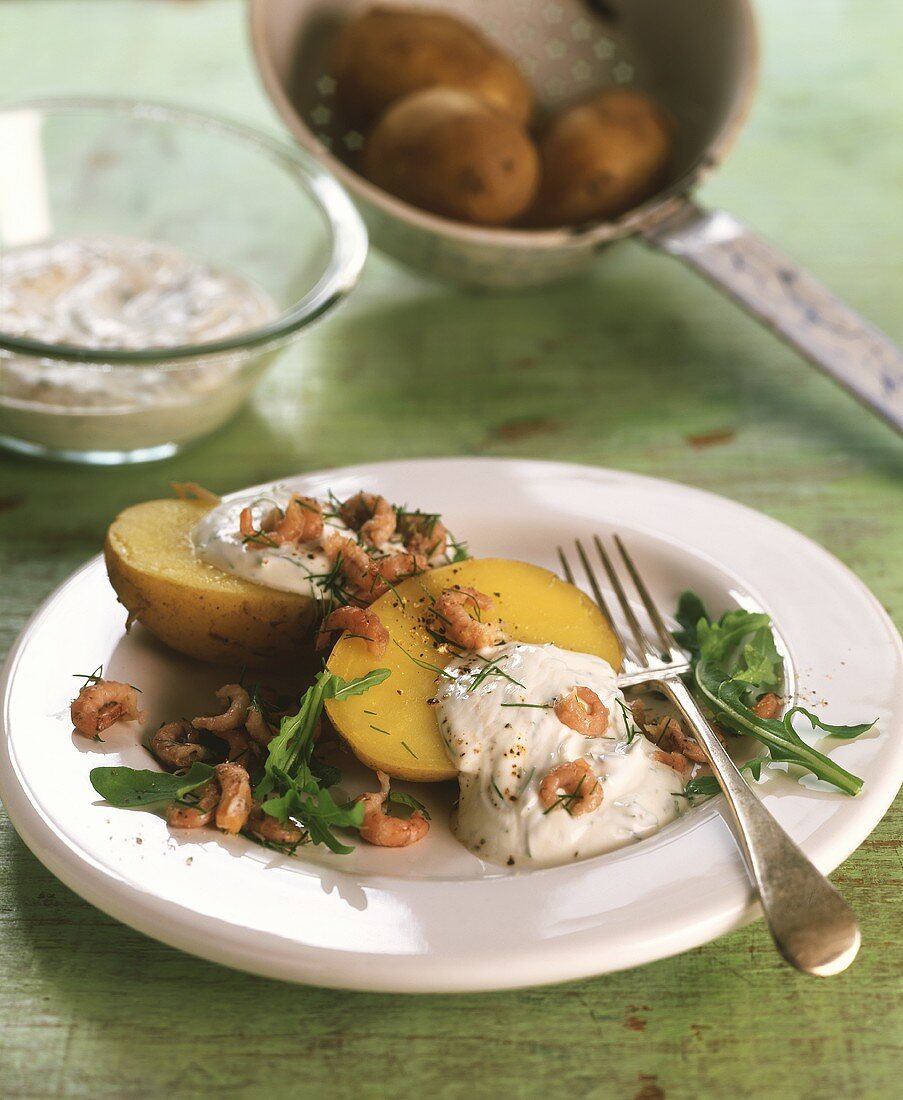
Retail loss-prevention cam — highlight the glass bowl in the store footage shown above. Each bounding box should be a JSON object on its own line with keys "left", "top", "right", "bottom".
{"left": 0, "top": 97, "right": 367, "bottom": 464}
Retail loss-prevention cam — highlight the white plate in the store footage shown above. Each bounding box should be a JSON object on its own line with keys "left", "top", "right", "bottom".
{"left": 1, "top": 459, "right": 901, "bottom": 991}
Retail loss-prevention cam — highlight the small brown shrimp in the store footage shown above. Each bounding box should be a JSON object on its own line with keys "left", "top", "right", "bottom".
{"left": 151, "top": 719, "right": 213, "bottom": 770}
{"left": 357, "top": 771, "right": 429, "bottom": 848}
{"left": 539, "top": 758, "right": 603, "bottom": 816}
{"left": 315, "top": 605, "right": 389, "bottom": 656}
{"left": 166, "top": 779, "right": 221, "bottom": 829}
{"left": 246, "top": 802, "right": 305, "bottom": 846}
{"left": 555, "top": 687, "right": 610, "bottom": 737}
{"left": 433, "top": 586, "right": 500, "bottom": 650}
{"left": 646, "top": 715, "right": 723, "bottom": 764}
{"left": 653, "top": 749, "right": 692, "bottom": 777}
{"left": 398, "top": 512, "right": 448, "bottom": 561}
{"left": 752, "top": 692, "right": 782, "bottom": 720}
{"left": 217, "top": 729, "right": 260, "bottom": 767}
{"left": 269, "top": 494, "right": 323, "bottom": 544}
{"left": 339, "top": 491, "right": 397, "bottom": 548}
{"left": 245, "top": 706, "right": 276, "bottom": 747}
{"left": 324, "top": 534, "right": 376, "bottom": 601}
{"left": 71, "top": 679, "right": 144, "bottom": 737}
{"left": 373, "top": 549, "right": 426, "bottom": 587}
{"left": 192, "top": 684, "right": 251, "bottom": 733}
{"left": 238, "top": 505, "right": 276, "bottom": 547}
{"left": 213, "top": 763, "right": 252, "bottom": 834}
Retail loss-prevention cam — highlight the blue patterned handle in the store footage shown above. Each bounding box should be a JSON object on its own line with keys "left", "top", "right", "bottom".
{"left": 645, "top": 199, "right": 903, "bottom": 435}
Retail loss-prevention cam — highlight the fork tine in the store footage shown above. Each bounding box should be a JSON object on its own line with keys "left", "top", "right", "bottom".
{"left": 556, "top": 546, "right": 575, "bottom": 585}
{"left": 573, "top": 539, "right": 616, "bottom": 631}
{"left": 613, "top": 535, "right": 682, "bottom": 660}
{"left": 560, "top": 544, "right": 637, "bottom": 668}
{"left": 573, "top": 538, "right": 647, "bottom": 667}
{"left": 590, "top": 536, "right": 653, "bottom": 666}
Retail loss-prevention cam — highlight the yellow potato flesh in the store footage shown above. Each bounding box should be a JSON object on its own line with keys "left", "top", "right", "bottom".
{"left": 325, "top": 558, "right": 621, "bottom": 781}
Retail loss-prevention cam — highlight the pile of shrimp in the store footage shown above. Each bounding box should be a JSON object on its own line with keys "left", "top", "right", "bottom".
{"left": 236, "top": 491, "right": 448, "bottom": 608}
{"left": 629, "top": 693, "right": 780, "bottom": 779}
{"left": 71, "top": 677, "right": 428, "bottom": 847}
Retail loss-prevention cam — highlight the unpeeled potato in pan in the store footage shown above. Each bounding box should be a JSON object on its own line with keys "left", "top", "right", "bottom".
{"left": 528, "top": 88, "right": 673, "bottom": 227}
{"left": 362, "top": 87, "right": 539, "bottom": 226}
{"left": 333, "top": 6, "right": 533, "bottom": 126}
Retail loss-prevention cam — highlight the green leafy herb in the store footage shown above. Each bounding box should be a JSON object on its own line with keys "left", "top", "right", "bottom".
{"left": 72, "top": 665, "right": 142, "bottom": 693}
{"left": 675, "top": 591, "right": 873, "bottom": 796}
{"left": 256, "top": 666, "right": 390, "bottom": 854}
{"left": 387, "top": 788, "right": 431, "bottom": 820}
{"left": 400, "top": 741, "right": 418, "bottom": 758}
{"left": 685, "top": 757, "right": 766, "bottom": 799}
{"left": 614, "top": 698, "right": 640, "bottom": 745}
{"left": 542, "top": 775, "right": 590, "bottom": 816}
{"left": 73, "top": 665, "right": 105, "bottom": 689}
{"left": 783, "top": 707, "right": 875, "bottom": 740}
{"left": 90, "top": 761, "right": 214, "bottom": 808}
{"left": 393, "top": 639, "right": 454, "bottom": 679}
{"left": 499, "top": 701, "right": 553, "bottom": 710}
{"left": 470, "top": 653, "right": 525, "bottom": 690}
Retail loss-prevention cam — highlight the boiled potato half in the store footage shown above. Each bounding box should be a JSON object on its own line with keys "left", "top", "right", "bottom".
{"left": 363, "top": 87, "right": 539, "bottom": 226}
{"left": 334, "top": 6, "right": 533, "bottom": 126}
{"left": 104, "top": 499, "right": 317, "bottom": 667}
{"left": 530, "top": 88, "right": 672, "bottom": 227}
{"left": 325, "top": 559, "right": 621, "bottom": 782}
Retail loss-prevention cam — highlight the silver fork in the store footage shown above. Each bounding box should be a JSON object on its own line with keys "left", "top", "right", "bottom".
{"left": 558, "top": 534, "right": 860, "bottom": 977}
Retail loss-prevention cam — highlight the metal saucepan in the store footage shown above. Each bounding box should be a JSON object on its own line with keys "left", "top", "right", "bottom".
{"left": 249, "top": 0, "right": 903, "bottom": 433}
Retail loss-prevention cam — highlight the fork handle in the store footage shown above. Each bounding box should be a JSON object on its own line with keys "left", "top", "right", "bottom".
{"left": 656, "top": 676, "right": 861, "bottom": 976}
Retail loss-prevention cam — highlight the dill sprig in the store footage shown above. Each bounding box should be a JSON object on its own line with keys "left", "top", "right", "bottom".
{"left": 393, "top": 639, "right": 454, "bottom": 679}
{"left": 542, "top": 775, "right": 592, "bottom": 816}
{"left": 614, "top": 698, "right": 640, "bottom": 745}
{"left": 470, "top": 653, "right": 525, "bottom": 691}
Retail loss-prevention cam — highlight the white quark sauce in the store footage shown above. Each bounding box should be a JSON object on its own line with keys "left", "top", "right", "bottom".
{"left": 0, "top": 236, "right": 277, "bottom": 453}
{"left": 0, "top": 236, "right": 275, "bottom": 351}
{"left": 436, "top": 642, "right": 687, "bottom": 867}
{"left": 192, "top": 490, "right": 352, "bottom": 599}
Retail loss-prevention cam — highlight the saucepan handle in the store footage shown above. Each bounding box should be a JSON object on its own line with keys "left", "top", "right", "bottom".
{"left": 643, "top": 198, "right": 903, "bottom": 435}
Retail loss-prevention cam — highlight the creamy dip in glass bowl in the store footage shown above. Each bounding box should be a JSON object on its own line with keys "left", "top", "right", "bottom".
{"left": 0, "top": 97, "right": 367, "bottom": 464}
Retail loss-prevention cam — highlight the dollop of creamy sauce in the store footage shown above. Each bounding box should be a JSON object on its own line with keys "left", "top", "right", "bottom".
{"left": 436, "top": 642, "right": 687, "bottom": 867}
{"left": 191, "top": 489, "right": 351, "bottom": 599}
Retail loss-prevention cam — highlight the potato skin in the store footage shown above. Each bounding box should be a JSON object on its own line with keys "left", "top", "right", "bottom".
{"left": 104, "top": 499, "right": 317, "bottom": 667}
{"left": 530, "top": 88, "right": 672, "bottom": 227}
{"left": 363, "top": 88, "right": 539, "bottom": 226}
{"left": 334, "top": 6, "right": 533, "bottom": 126}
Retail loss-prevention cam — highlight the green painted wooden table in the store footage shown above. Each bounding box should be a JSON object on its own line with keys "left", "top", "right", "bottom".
{"left": 1, "top": 2, "right": 901, "bottom": 1096}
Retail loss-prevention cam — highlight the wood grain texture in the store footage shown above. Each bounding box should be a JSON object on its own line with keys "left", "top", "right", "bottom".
{"left": 0, "top": 1, "right": 901, "bottom": 1097}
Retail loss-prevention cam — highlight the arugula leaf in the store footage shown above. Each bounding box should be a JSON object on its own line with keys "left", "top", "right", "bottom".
{"left": 732, "top": 627, "right": 782, "bottom": 688}
{"left": 387, "top": 788, "right": 431, "bottom": 821}
{"left": 90, "top": 761, "right": 214, "bottom": 808}
{"left": 254, "top": 666, "right": 390, "bottom": 853}
{"left": 685, "top": 757, "right": 766, "bottom": 798}
{"left": 694, "top": 661, "right": 864, "bottom": 796}
{"left": 783, "top": 707, "right": 876, "bottom": 740}
{"left": 673, "top": 591, "right": 872, "bottom": 798}
{"left": 672, "top": 591, "right": 709, "bottom": 658}
{"left": 697, "top": 609, "right": 771, "bottom": 665}
{"left": 259, "top": 666, "right": 390, "bottom": 797}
